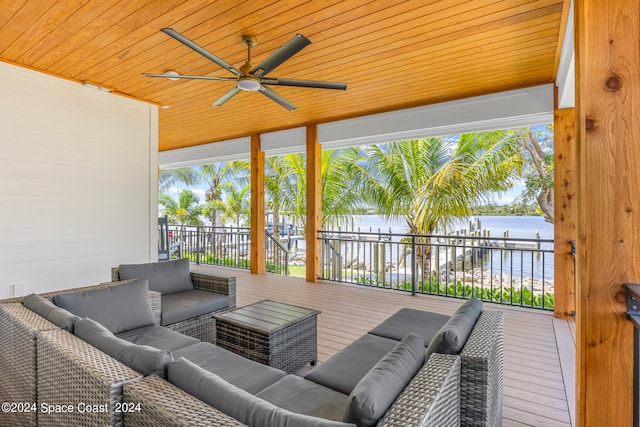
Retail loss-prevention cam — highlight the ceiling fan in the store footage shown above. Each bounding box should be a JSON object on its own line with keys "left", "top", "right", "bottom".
{"left": 145, "top": 28, "right": 348, "bottom": 111}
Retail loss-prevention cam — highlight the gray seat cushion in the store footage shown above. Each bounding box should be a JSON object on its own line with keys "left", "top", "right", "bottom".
{"left": 305, "top": 334, "right": 398, "bottom": 395}
{"left": 23, "top": 293, "right": 80, "bottom": 332}
{"left": 368, "top": 307, "right": 450, "bottom": 347}
{"left": 54, "top": 278, "right": 156, "bottom": 334}
{"left": 257, "top": 375, "right": 349, "bottom": 422}
{"left": 118, "top": 258, "right": 193, "bottom": 295}
{"left": 75, "top": 317, "right": 172, "bottom": 379}
{"left": 116, "top": 324, "right": 199, "bottom": 352}
{"left": 343, "top": 334, "right": 425, "bottom": 427}
{"left": 160, "top": 290, "right": 229, "bottom": 326}
{"left": 168, "top": 357, "right": 353, "bottom": 427}
{"left": 172, "top": 342, "right": 285, "bottom": 394}
{"left": 426, "top": 298, "right": 483, "bottom": 358}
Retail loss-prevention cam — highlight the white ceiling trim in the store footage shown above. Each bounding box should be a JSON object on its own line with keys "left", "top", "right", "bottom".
{"left": 318, "top": 84, "right": 553, "bottom": 149}
{"left": 261, "top": 127, "right": 306, "bottom": 156}
{"left": 159, "top": 137, "right": 250, "bottom": 168}
{"left": 556, "top": 0, "right": 575, "bottom": 109}
{"left": 159, "top": 84, "right": 554, "bottom": 168}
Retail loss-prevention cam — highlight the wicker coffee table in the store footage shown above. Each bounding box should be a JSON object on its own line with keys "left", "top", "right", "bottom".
{"left": 213, "top": 300, "right": 320, "bottom": 373}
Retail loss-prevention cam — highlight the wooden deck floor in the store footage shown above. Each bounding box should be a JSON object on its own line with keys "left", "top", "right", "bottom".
{"left": 195, "top": 265, "right": 576, "bottom": 427}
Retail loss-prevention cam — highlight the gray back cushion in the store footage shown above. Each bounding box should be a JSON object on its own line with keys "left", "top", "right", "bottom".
{"left": 344, "top": 334, "right": 425, "bottom": 427}
{"left": 55, "top": 278, "right": 156, "bottom": 334}
{"left": 425, "top": 298, "right": 483, "bottom": 358}
{"left": 75, "top": 317, "right": 172, "bottom": 379}
{"left": 23, "top": 293, "right": 80, "bottom": 332}
{"left": 168, "top": 357, "right": 354, "bottom": 427}
{"left": 118, "top": 259, "right": 193, "bottom": 295}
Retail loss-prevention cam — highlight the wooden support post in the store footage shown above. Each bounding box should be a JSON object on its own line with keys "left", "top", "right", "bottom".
{"left": 553, "top": 106, "right": 576, "bottom": 319}
{"left": 575, "top": 0, "right": 640, "bottom": 425}
{"left": 250, "top": 134, "right": 265, "bottom": 274}
{"left": 306, "top": 124, "right": 321, "bottom": 282}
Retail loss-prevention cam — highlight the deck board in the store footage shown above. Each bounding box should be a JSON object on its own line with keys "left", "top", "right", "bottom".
{"left": 195, "top": 265, "right": 574, "bottom": 426}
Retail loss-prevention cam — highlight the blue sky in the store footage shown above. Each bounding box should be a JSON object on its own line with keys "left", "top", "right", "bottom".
{"left": 163, "top": 175, "right": 525, "bottom": 207}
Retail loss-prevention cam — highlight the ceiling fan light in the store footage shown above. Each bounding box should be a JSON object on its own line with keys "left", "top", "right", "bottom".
{"left": 237, "top": 77, "right": 261, "bottom": 91}
{"left": 165, "top": 71, "right": 180, "bottom": 81}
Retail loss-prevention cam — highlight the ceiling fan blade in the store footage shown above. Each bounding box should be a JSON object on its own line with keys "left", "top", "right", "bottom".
{"left": 261, "top": 77, "right": 347, "bottom": 90}
{"left": 250, "top": 34, "right": 311, "bottom": 78}
{"left": 161, "top": 28, "right": 243, "bottom": 76}
{"left": 259, "top": 86, "right": 297, "bottom": 111}
{"left": 145, "top": 73, "right": 237, "bottom": 81}
{"left": 212, "top": 87, "right": 242, "bottom": 107}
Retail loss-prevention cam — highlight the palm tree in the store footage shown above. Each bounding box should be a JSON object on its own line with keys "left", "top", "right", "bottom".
{"left": 199, "top": 161, "right": 249, "bottom": 226}
{"left": 350, "top": 133, "right": 522, "bottom": 275}
{"left": 159, "top": 189, "right": 203, "bottom": 225}
{"left": 264, "top": 150, "right": 369, "bottom": 234}
{"left": 265, "top": 154, "right": 306, "bottom": 240}
{"left": 412, "top": 132, "right": 523, "bottom": 233}
{"left": 159, "top": 167, "right": 200, "bottom": 192}
{"left": 321, "top": 148, "right": 368, "bottom": 229}
{"left": 219, "top": 181, "right": 251, "bottom": 227}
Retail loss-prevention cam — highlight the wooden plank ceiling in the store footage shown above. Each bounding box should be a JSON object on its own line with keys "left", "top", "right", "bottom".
{"left": 0, "top": 0, "right": 568, "bottom": 152}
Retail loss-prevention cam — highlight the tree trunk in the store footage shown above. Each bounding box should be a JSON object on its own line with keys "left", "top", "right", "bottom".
{"left": 523, "top": 130, "right": 554, "bottom": 223}
{"left": 537, "top": 187, "right": 554, "bottom": 223}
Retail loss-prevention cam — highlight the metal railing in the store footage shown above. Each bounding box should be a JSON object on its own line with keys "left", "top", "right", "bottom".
{"left": 319, "top": 229, "right": 555, "bottom": 310}
{"left": 169, "top": 225, "right": 251, "bottom": 270}
{"left": 168, "top": 224, "right": 289, "bottom": 273}
{"left": 626, "top": 283, "right": 640, "bottom": 427}
{"left": 266, "top": 233, "right": 289, "bottom": 275}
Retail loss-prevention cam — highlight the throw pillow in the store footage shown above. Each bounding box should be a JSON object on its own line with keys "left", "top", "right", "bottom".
{"left": 425, "top": 298, "right": 483, "bottom": 358}
{"left": 343, "top": 333, "right": 425, "bottom": 427}
{"left": 55, "top": 278, "right": 155, "bottom": 334}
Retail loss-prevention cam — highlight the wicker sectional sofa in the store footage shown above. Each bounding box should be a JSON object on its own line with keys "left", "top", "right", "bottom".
{"left": 111, "top": 258, "right": 236, "bottom": 344}
{"left": 0, "top": 271, "right": 502, "bottom": 427}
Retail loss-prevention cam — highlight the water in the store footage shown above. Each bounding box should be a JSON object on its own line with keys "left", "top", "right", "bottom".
{"left": 349, "top": 214, "right": 553, "bottom": 240}
{"left": 341, "top": 215, "right": 554, "bottom": 280}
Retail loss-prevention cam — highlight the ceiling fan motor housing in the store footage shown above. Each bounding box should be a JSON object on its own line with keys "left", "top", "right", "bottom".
{"left": 237, "top": 77, "right": 261, "bottom": 91}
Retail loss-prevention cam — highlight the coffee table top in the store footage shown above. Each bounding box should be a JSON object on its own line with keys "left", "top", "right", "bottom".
{"left": 213, "top": 300, "right": 321, "bottom": 335}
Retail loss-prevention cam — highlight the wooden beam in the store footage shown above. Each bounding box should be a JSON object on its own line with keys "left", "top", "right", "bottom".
{"left": 553, "top": 105, "right": 576, "bottom": 319}
{"left": 250, "top": 134, "right": 265, "bottom": 274}
{"left": 306, "top": 125, "right": 321, "bottom": 282}
{"left": 575, "top": 0, "right": 640, "bottom": 425}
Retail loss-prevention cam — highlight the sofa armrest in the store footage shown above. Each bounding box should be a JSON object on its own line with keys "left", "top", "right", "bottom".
{"left": 111, "top": 266, "right": 120, "bottom": 282}
{"left": 377, "top": 353, "right": 461, "bottom": 427}
{"left": 0, "top": 303, "right": 60, "bottom": 426}
{"left": 459, "top": 310, "right": 504, "bottom": 427}
{"left": 190, "top": 272, "right": 236, "bottom": 309}
{"left": 149, "top": 290, "right": 162, "bottom": 324}
{"left": 36, "top": 329, "right": 142, "bottom": 426}
{"left": 123, "top": 375, "right": 247, "bottom": 426}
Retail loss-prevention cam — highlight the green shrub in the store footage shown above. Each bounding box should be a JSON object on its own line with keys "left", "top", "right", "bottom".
{"left": 392, "top": 277, "right": 554, "bottom": 309}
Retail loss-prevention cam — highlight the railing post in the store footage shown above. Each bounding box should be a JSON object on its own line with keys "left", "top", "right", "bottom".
{"left": 196, "top": 226, "right": 200, "bottom": 265}
{"left": 411, "top": 235, "right": 416, "bottom": 296}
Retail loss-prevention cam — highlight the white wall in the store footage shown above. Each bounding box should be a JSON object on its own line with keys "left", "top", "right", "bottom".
{"left": 0, "top": 62, "right": 158, "bottom": 299}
